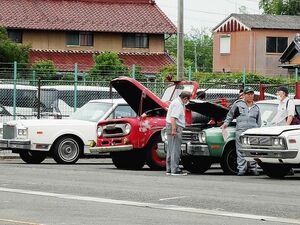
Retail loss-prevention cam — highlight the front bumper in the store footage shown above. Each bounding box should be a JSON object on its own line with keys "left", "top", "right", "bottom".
{"left": 90, "top": 144, "right": 133, "bottom": 153}
{"left": 0, "top": 139, "right": 31, "bottom": 150}
{"left": 158, "top": 142, "right": 210, "bottom": 156}
{"left": 241, "top": 148, "right": 298, "bottom": 159}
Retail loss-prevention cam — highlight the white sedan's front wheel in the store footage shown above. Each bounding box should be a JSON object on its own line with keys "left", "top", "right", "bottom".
{"left": 52, "top": 136, "right": 81, "bottom": 164}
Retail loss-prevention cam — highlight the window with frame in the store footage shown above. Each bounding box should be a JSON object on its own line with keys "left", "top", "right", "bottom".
{"left": 123, "top": 33, "right": 149, "bottom": 48}
{"left": 7, "top": 30, "right": 23, "bottom": 43}
{"left": 66, "top": 32, "right": 94, "bottom": 46}
{"left": 220, "top": 35, "right": 231, "bottom": 54}
{"left": 266, "top": 37, "right": 288, "bottom": 53}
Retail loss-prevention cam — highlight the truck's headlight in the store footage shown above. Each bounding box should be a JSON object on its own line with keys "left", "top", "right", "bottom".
{"left": 97, "top": 126, "right": 103, "bottom": 137}
{"left": 17, "top": 128, "right": 28, "bottom": 137}
{"left": 124, "top": 123, "right": 131, "bottom": 135}
{"left": 198, "top": 132, "right": 206, "bottom": 143}
{"left": 273, "top": 137, "right": 284, "bottom": 146}
{"left": 0, "top": 128, "right": 3, "bottom": 136}
{"left": 161, "top": 128, "right": 168, "bottom": 143}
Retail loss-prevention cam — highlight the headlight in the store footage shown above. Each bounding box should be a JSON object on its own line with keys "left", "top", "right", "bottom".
{"left": 273, "top": 137, "right": 284, "bottom": 146}
{"left": 17, "top": 128, "right": 28, "bottom": 137}
{"left": 198, "top": 132, "right": 206, "bottom": 143}
{"left": 241, "top": 136, "right": 250, "bottom": 145}
{"left": 0, "top": 128, "right": 3, "bottom": 135}
{"left": 124, "top": 123, "right": 131, "bottom": 135}
{"left": 161, "top": 128, "right": 168, "bottom": 143}
{"left": 97, "top": 126, "right": 103, "bottom": 137}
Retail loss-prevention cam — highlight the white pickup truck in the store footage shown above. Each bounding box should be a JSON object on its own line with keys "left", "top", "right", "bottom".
{"left": 0, "top": 99, "right": 135, "bottom": 164}
{"left": 240, "top": 100, "right": 300, "bottom": 178}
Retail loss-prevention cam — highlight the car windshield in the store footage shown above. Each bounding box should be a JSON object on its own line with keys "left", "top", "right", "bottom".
{"left": 257, "top": 103, "right": 278, "bottom": 125}
{"left": 161, "top": 84, "right": 194, "bottom": 102}
{"left": 69, "top": 102, "right": 112, "bottom": 122}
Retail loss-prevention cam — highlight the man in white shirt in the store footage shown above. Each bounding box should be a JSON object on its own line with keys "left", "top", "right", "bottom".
{"left": 271, "top": 86, "right": 295, "bottom": 126}
{"left": 165, "top": 91, "right": 191, "bottom": 176}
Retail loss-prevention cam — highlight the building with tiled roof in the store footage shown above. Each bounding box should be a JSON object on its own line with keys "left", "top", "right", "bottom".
{"left": 213, "top": 13, "right": 300, "bottom": 76}
{"left": 0, "top": 0, "right": 176, "bottom": 77}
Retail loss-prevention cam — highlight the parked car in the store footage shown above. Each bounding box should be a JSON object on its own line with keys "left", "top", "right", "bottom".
{"left": 163, "top": 99, "right": 281, "bottom": 174}
{"left": 240, "top": 99, "right": 300, "bottom": 178}
{"left": 0, "top": 99, "right": 135, "bottom": 164}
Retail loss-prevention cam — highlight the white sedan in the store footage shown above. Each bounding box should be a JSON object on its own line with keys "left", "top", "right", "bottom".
{"left": 0, "top": 99, "right": 135, "bottom": 164}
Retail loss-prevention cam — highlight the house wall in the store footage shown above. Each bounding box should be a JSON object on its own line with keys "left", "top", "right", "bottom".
{"left": 291, "top": 55, "right": 300, "bottom": 64}
{"left": 253, "top": 29, "right": 300, "bottom": 76}
{"left": 213, "top": 29, "right": 300, "bottom": 76}
{"left": 22, "top": 30, "right": 165, "bottom": 53}
{"left": 213, "top": 31, "right": 252, "bottom": 73}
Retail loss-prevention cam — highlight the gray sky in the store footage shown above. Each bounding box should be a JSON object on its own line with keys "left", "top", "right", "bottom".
{"left": 155, "top": 0, "right": 261, "bottom": 33}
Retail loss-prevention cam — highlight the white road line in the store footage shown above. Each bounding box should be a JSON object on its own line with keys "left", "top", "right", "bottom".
{"left": 159, "top": 196, "right": 187, "bottom": 201}
{"left": 0, "top": 218, "right": 44, "bottom": 225}
{"left": 1, "top": 187, "right": 300, "bottom": 224}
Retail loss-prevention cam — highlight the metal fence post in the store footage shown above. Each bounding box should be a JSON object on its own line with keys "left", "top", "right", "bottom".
{"left": 74, "top": 63, "right": 78, "bottom": 112}
{"left": 296, "top": 68, "right": 299, "bottom": 82}
{"left": 37, "top": 78, "right": 41, "bottom": 119}
{"left": 132, "top": 64, "right": 136, "bottom": 79}
{"left": 188, "top": 66, "right": 192, "bottom": 81}
{"left": 32, "top": 70, "right": 36, "bottom": 82}
{"left": 242, "top": 66, "right": 246, "bottom": 88}
{"left": 13, "top": 61, "right": 17, "bottom": 120}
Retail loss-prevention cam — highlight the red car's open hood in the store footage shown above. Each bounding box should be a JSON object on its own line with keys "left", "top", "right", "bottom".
{"left": 111, "top": 77, "right": 168, "bottom": 115}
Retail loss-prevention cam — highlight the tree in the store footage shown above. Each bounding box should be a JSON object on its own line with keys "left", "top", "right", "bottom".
{"left": 0, "top": 27, "right": 30, "bottom": 64}
{"left": 165, "top": 28, "right": 213, "bottom": 73}
{"left": 259, "top": 0, "right": 300, "bottom": 15}
{"left": 32, "top": 60, "right": 57, "bottom": 80}
{"left": 86, "top": 52, "right": 129, "bottom": 81}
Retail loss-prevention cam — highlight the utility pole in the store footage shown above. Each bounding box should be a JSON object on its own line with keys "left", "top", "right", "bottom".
{"left": 194, "top": 43, "right": 198, "bottom": 72}
{"left": 177, "top": 0, "right": 184, "bottom": 81}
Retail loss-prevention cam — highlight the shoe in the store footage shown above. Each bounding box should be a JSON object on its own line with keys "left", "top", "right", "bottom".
{"left": 250, "top": 170, "right": 259, "bottom": 176}
{"left": 166, "top": 171, "right": 171, "bottom": 175}
{"left": 237, "top": 171, "right": 246, "bottom": 176}
{"left": 171, "top": 171, "right": 188, "bottom": 176}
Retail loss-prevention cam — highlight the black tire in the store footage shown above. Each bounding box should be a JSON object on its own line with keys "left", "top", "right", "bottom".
{"left": 19, "top": 151, "right": 47, "bottom": 164}
{"left": 258, "top": 163, "right": 292, "bottom": 179}
{"left": 181, "top": 156, "right": 212, "bottom": 174}
{"left": 111, "top": 150, "right": 146, "bottom": 170}
{"left": 52, "top": 136, "right": 81, "bottom": 164}
{"left": 145, "top": 136, "right": 166, "bottom": 170}
{"left": 220, "top": 145, "right": 238, "bottom": 175}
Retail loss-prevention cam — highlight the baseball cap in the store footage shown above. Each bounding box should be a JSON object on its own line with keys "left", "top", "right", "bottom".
{"left": 243, "top": 86, "right": 254, "bottom": 94}
{"left": 277, "top": 86, "right": 288, "bottom": 95}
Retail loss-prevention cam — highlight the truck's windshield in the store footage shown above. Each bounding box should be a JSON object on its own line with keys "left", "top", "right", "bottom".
{"left": 161, "top": 84, "right": 194, "bottom": 102}
{"left": 70, "top": 102, "right": 113, "bottom": 122}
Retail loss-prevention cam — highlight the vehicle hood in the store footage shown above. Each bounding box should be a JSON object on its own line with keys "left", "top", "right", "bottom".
{"left": 4, "top": 119, "right": 95, "bottom": 127}
{"left": 186, "top": 100, "right": 229, "bottom": 121}
{"left": 243, "top": 125, "right": 300, "bottom": 136}
{"left": 111, "top": 77, "right": 168, "bottom": 115}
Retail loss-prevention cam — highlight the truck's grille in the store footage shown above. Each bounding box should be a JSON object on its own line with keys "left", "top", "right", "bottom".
{"left": 103, "top": 124, "right": 126, "bottom": 138}
{"left": 249, "top": 136, "right": 272, "bottom": 146}
{"left": 182, "top": 130, "right": 199, "bottom": 142}
{"left": 3, "top": 124, "right": 17, "bottom": 139}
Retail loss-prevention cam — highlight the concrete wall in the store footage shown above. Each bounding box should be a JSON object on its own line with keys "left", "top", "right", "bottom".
{"left": 23, "top": 30, "right": 165, "bottom": 53}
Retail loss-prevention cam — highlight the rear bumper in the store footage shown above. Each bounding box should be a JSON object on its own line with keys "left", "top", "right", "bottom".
{"left": 241, "top": 148, "right": 298, "bottom": 159}
{"left": 158, "top": 142, "right": 210, "bottom": 156}
{"left": 0, "top": 139, "right": 31, "bottom": 150}
{"left": 90, "top": 145, "right": 133, "bottom": 153}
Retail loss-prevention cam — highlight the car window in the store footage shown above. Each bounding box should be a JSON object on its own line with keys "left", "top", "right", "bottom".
{"left": 109, "top": 105, "right": 136, "bottom": 119}
{"left": 257, "top": 103, "right": 278, "bottom": 124}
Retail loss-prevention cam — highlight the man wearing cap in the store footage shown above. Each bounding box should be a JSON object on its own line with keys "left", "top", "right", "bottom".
{"left": 271, "top": 86, "right": 295, "bottom": 126}
{"left": 221, "top": 86, "right": 261, "bottom": 176}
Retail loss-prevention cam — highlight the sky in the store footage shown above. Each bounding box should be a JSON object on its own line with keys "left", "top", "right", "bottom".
{"left": 155, "top": 0, "right": 261, "bottom": 33}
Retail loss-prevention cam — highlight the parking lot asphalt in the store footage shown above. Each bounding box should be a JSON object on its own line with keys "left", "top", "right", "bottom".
{"left": 0, "top": 158, "right": 299, "bottom": 225}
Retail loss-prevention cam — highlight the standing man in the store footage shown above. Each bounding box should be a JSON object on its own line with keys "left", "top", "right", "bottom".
{"left": 221, "top": 87, "right": 261, "bottom": 176}
{"left": 271, "top": 86, "right": 295, "bottom": 126}
{"left": 166, "top": 91, "right": 191, "bottom": 176}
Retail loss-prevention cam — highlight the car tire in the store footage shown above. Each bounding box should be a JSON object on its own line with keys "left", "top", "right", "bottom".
{"left": 145, "top": 136, "right": 166, "bottom": 170}
{"left": 19, "top": 151, "right": 47, "bottom": 164}
{"left": 258, "top": 163, "right": 292, "bottom": 179}
{"left": 181, "top": 156, "right": 212, "bottom": 174}
{"left": 111, "top": 150, "right": 146, "bottom": 170}
{"left": 220, "top": 145, "right": 238, "bottom": 175}
{"left": 52, "top": 136, "right": 81, "bottom": 164}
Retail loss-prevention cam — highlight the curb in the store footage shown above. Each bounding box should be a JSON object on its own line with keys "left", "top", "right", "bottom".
{"left": 0, "top": 155, "right": 20, "bottom": 159}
